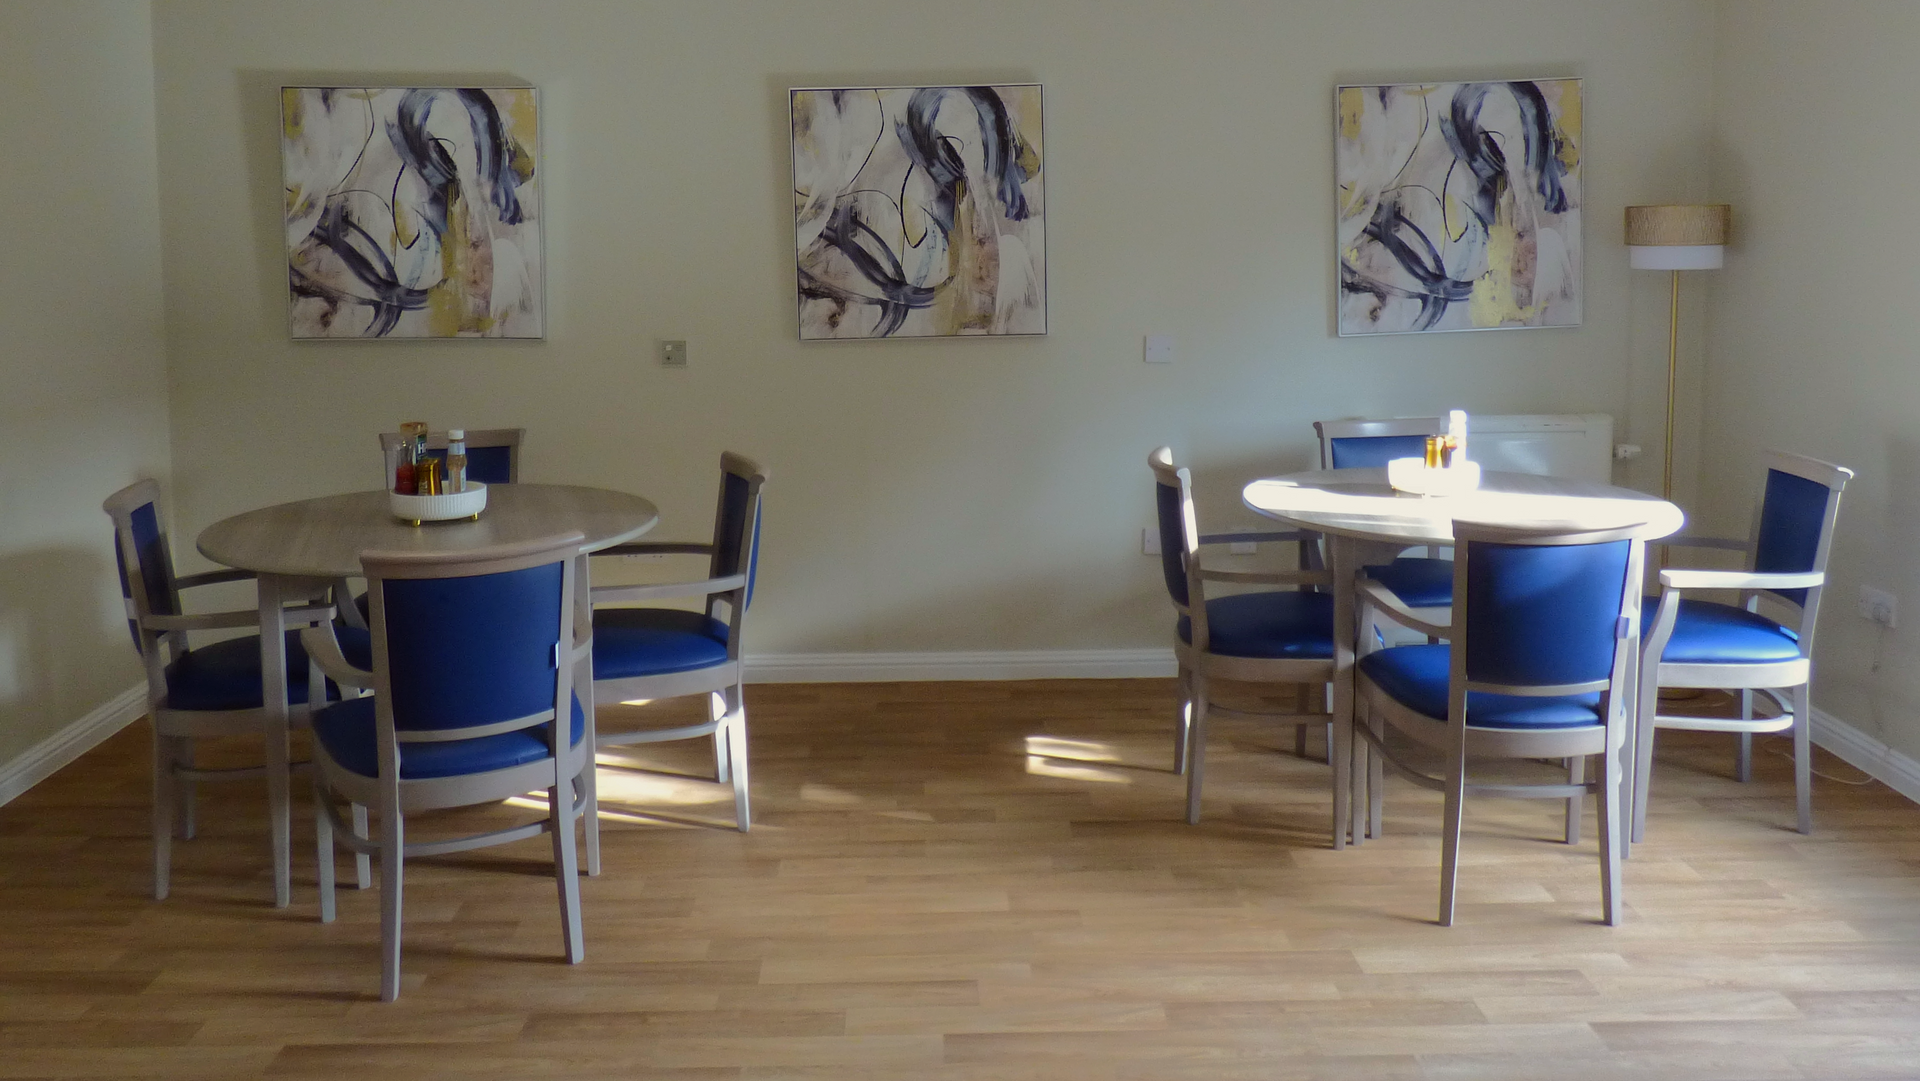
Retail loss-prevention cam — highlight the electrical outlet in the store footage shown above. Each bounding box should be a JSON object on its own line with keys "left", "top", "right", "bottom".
{"left": 1144, "top": 334, "right": 1174, "bottom": 364}
{"left": 660, "top": 339, "right": 687, "bottom": 367}
{"left": 1229, "top": 541, "right": 1257, "bottom": 554}
{"left": 1859, "top": 586, "right": 1898, "bottom": 628}
{"left": 1142, "top": 527, "right": 1161, "bottom": 556}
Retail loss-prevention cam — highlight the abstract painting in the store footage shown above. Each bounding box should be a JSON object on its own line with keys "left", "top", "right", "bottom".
{"left": 790, "top": 84, "right": 1045, "bottom": 340}
{"left": 281, "top": 86, "right": 542, "bottom": 339}
{"left": 1336, "top": 79, "right": 1582, "bottom": 336}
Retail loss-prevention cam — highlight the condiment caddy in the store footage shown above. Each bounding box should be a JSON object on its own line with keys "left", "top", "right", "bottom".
{"left": 385, "top": 421, "right": 488, "bottom": 524}
{"left": 1387, "top": 409, "right": 1481, "bottom": 495}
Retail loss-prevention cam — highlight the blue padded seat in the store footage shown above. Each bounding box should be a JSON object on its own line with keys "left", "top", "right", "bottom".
{"left": 164, "top": 627, "right": 372, "bottom": 712}
{"left": 592, "top": 608, "right": 731, "bottom": 680}
{"left": 1178, "top": 591, "right": 1335, "bottom": 660}
{"left": 313, "top": 694, "right": 585, "bottom": 780}
{"left": 1659, "top": 599, "right": 1801, "bottom": 665}
{"left": 1363, "top": 556, "right": 1454, "bottom": 608}
{"left": 1359, "top": 644, "right": 1602, "bottom": 729}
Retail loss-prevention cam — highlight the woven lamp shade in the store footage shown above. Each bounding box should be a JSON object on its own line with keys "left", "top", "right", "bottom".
{"left": 1626, "top": 204, "right": 1730, "bottom": 270}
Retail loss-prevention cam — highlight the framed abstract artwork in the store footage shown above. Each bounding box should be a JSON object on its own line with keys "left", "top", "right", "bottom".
{"left": 1335, "top": 78, "right": 1582, "bottom": 336}
{"left": 790, "top": 83, "right": 1045, "bottom": 340}
{"left": 281, "top": 86, "right": 543, "bottom": 339}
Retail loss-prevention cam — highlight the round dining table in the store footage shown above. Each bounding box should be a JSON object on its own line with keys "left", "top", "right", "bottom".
{"left": 1243, "top": 467, "right": 1684, "bottom": 849}
{"left": 196, "top": 483, "right": 658, "bottom": 907}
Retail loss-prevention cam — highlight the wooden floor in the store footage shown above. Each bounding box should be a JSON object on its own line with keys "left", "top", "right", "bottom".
{"left": 4, "top": 679, "right": 1920, "bottom": 1079}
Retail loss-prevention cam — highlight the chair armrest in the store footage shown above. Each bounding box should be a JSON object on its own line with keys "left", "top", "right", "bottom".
{"left": 593, "top": 541, "right": 713, "bottom": 557}
{"left": 143, "top": 610, "right": 260, "bottom": 633}
{"left": 1355, "top": 577, "right": 1450, "bottom": 639}
{"left": 591, "top": 573, "right": 747, "bottom": 606}
{"left": 1196, "top": 568, "right": 1332, "bottom": 588}
{"left": 300, "top": 625, "right": 374, "bottom": 689}
{"left": 1198, "top": 530, "right": 1313, "bottom": 546}
{"left": 173, "top": 568, "right": 256, "bottom": 590}
{"left": 1658, "top": 568, "right": 1824, "bottom": 592}
{"left": 1656, "top": 533, "right": 1751, "bottom": 554}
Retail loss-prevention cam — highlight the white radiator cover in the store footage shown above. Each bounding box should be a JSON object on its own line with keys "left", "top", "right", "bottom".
{"left": 1468, "top": 413, "right": 1614, "bottom": 482}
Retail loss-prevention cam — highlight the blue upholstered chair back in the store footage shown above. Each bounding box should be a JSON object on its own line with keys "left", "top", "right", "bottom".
{"left": 375, "top": 562, "right": 565, "bottom": 732}
{"left": 111, "top": 495, "right": 179, "bottom": 650}
{"left": 1462, "top": 537, "right": 1632, "bottom": 688}
{"left": 1752, "top": 467, "right": 1834, "bottom": 607}
{"left": 713, "top": 469, "right": 761, "bottom": 607}
{"left": 1329, "top": 434, "right": 1432, "bottom": 469}
{"left": 1153, "top": 471, "right": 1190, "bottom": 609}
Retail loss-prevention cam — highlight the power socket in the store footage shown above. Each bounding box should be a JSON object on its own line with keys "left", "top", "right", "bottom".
{"left": 1858, "top": 585, "right": 1898, "bottom": 628}
{"left": 1142, "top": 527, "right": 1162, "bottom": 556}
{"left": 1229, "top": 541, "right": 1257, "bottom": 554}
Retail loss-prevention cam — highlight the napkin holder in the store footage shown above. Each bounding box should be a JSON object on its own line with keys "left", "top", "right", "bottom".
{"left": 1387, "top": 458, "right": 1481, "bottom": 496}
{"left": 390, "top": 482, "right": 487, "bottom": 525}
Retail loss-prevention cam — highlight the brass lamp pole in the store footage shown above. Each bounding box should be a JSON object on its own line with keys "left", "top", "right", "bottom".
{"left": 1625, "top": 204, "right": 1731, "bottom": 502}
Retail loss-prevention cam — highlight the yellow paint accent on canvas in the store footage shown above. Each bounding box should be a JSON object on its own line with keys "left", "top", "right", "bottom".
{"left": 1468, "top": 220, "right": 1543, "bottom": 327}
{"left": 1551, "top": 80, "right": 1582, "bottom": 173}
{"left": 281, "top": 89, "right": 304, "bottom": 140}
{"left": 1002, "top": 84, "right": 1043, "bottom": 169}
{"left": 1338, "top": 87, "right": 1365, "bottom": 141}
{"left": 427, "top": 191, "right": 492, "bottom": 337}
{"left": 503, "top": 90, "right": 538, "bottom": 183}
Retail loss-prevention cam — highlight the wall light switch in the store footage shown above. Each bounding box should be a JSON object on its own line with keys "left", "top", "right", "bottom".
{"left": 660, "top": 340, "right": 688, "bottom": 367}
{"left": 1144, "top": 334, "right": 1174, "bottom": 364}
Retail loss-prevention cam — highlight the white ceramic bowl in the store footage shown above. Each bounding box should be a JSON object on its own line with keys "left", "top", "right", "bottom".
{"left": 390, "top": 482, "right": 488, "bottom": 524}
{"left": 1386, "top": 458, "right": 1481, "bottom": 496}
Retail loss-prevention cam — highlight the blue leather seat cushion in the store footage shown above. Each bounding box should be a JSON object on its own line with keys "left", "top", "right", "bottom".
{"left": 1178, "top": 591, "right": 1335, "bottom": 659}
{"left": 1359, "top": 644, "right": 1602, "bottom": 729}
{"left": 1363, "top": 556, "right": 1454, "bottom": 608}
{"left": 313, "top": 693, "right": 585, "bottom": 780}
{"left": 593, "top": 608, "right": 731, "bottom": 679}
{"left": 1660, "top": 598, "right": 1802, "bottom": 664}
{"left": 164, "top": 627, "right": 372, "bottom": 712}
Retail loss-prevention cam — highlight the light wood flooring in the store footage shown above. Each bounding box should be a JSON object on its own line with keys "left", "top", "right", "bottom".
{"left": 4, "top": 679, "right": 1920, "bottom": 1079}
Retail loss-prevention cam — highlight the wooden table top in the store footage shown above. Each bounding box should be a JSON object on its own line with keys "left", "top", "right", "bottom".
{"left": 197, "top": 483, "right": 660, "bottom": 578}
{"left": 1243, "top": 468, "right": 1684, "bottom": 544}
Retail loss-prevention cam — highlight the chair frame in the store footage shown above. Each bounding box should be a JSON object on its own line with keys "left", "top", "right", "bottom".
{"left": 1353, "top": 520, "right": 1645, "bottom": 926}
{"left": 105, "top": 479, "right": 339, "bottom": 903}
{"left": 587, "top": 452, "right": 767, "bottom": 841}
{"left": 303, "top": 532, "right": 591, "bottom": 1002}
{"left": 1313, "top": 417, "right": 1445, "bottom": 470}
{"left": 1633, "top": 449, "right": 1854, "bottom": 840}
{"left": 1150, "top": 447, "right": 1335, "bottom": 826}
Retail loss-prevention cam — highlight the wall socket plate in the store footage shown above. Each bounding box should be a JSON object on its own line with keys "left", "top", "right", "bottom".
{"left": 1142, "top": 526, "right": 1161, "bottom": 556}
{"left": 660, "top": 339, "right": 687, "bottom": 367}
{"left": 1859, "top": 585, "right": 1898, "bottom": 628}
{"left": 1228, "top": 541, "right": 1257, "bottom": 554}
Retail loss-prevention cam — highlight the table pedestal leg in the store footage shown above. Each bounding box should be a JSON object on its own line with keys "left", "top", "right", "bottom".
{"left": 258, "top": 574, "right": 292, "bottom": 909}
{"left": 1330, "top": 538, "right": 1357, "bottom": 850}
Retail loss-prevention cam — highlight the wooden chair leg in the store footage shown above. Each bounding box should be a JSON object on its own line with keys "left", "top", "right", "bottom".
{"left": 1367, "top": 711, "right": 1384, "bottom": 839}
{"left": 1331, "top": 697, "right": 1351, "bottom": 851}
{"left": 351, "top": 804, "right": 372, "bottom": 889}
{"left": 1793, "top": 684, "right": 1812, "bottom": 835}
{"left": 1172, "top": 669, "right": 1193, "bottom": 776}
{"left": 1184, "top": 674, "right": 1210, "bottom": 826}
{"left": 173, "top": 739, "right": 196, "bottom": 840}
{"left": 726, "top": 688, "right": 751, "bottom": 832}
{"left": 1597, "top": 744, "right": 1623, "bottom": 926}
{"left": 315, "top": 777, "right": 337, "bottom": 924}
{"left": 1631, "top": 669, "right": 1660, "bottom": 845}
{"left": 151, "top": 728, "right": 174, "bottom": 901}
{"left": 378, "top": 806, "right": 405, "bottom": 1003}
{"left": 1737, "top": 690, "right": 1755, "bottom": 782}
{"left": 1565, "top": 756, "right": 1585, "bottom": 845}
{"left": 1438, "top": 749, "right": 1467, "bottom": 927}
{"left": 550, "top": 771, "right": 585, "bottom": 965}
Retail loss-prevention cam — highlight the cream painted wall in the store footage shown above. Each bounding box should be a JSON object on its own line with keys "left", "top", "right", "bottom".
{"left": 0, "top": 3, "right": 172, "bottom": 764}
{"left": 150, "top": 0, "right": 1714, "bottom": 660}
{"left": 1706, "top": 2, "right": 1920, "bottom": 760}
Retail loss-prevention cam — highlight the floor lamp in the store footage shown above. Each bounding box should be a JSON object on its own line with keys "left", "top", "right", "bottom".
{"left": 1625, "top": 203, "right": 1730, "bottom": 502}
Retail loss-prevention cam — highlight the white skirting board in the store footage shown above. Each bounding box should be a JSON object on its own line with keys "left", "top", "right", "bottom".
{"left": 1810, "top": 708, "right": 1920, "bottom": 806}
{"left": 0, "top": 684, "right": 145, "bottom": 808}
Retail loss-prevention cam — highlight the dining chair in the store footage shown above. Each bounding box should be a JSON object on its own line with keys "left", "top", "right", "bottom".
{"left": 104, "top": 479, "right": 363, "bottom": 902}
{"left": 302, "top": 531, "right": 592, "bottom": 1002}
{"left": 377, "top": 426, "right": 523, "bottom": 484}
{"left": 1633, "top": 450, "right": 1853, "bottom": 840}
{"left": 586, "top": 452, "right": 767, "bottom": 842}
{"left": 1312, "top": 417, "right": 1454, "bottom": 612}
{"left": 1353, "top": 519, "right": 1645, "bottom": 926}
{"left": 1149, "top": 447, "right": 1336, "bottom": 826}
